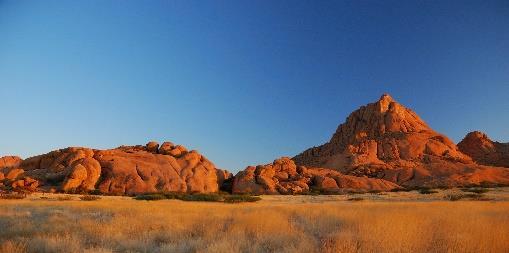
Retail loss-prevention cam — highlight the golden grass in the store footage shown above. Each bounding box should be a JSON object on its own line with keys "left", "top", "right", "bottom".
{"left": 0, "top": 196, "right": 508, "bottom": 253}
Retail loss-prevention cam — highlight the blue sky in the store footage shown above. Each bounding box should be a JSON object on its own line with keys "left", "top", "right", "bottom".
{"left": 1, "top": 0, "right": 508, "bottom": 172}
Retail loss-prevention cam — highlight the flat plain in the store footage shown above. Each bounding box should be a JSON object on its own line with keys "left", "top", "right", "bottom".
{"left": 1, "top": 188, "right": 509, "bottom": 253}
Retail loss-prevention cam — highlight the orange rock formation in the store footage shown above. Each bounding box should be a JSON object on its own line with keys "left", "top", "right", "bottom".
{"left": 293, "top": 94, "right": 509, "bottom": 188}
{"left": 0, "top": 142, "right": 231, "bottom": 194}
{"left": 458, "top": 131, "right": 509, "bottom": 168}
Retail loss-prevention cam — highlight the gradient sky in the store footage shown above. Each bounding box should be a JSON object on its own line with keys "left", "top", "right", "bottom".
{"left": 1, "top": 1, "right": 508, "bottom": 172}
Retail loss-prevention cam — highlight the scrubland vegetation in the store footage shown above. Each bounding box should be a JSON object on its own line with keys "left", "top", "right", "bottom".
{"left": 134, "top": 193, "right": 261, "bottom": 203}
{"left": 0, "top": 190, "right": 508, "bottom": 253}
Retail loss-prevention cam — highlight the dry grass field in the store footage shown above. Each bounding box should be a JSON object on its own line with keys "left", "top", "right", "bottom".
{"left": 1, "top": 189, "right": 509, "bottom": 253}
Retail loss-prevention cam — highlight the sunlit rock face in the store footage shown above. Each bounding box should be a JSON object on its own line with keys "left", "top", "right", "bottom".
{"left": 0, "top": 142, "right": 232, "bottom": 195}
{"left": 458, "top": 131, "right": 509, "bottom": 168}
{"left": 232, "top": 157, "right": 400, "bottom": 195}
{"left": 293, "top": 94, "right": 509, "bottom": 188}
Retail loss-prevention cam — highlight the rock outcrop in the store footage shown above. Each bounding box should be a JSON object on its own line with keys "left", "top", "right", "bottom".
{"left": 0, "top": 156, "right": 22, "bottom": 169}
{"left": 458, "top": 131, "right": 509, "bottom": 168}
{"left": 1, "top": 141, "right": 231, "bottom": 195}
{"left": 1, "top": 94, "right": 508, "bottom": 195}
{"left": 293, "top": 94, "right": 509, "bottom": 188}
{"left": 95, "top": 144, "right": 223, "bottom": 195}
{"left": 232, "top": 157, "right": 400, "bottom": 194}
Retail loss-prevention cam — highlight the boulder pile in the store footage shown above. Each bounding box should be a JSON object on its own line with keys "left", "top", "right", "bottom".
{"left": 1, "top": 142, "right": 232, "bottom": 195}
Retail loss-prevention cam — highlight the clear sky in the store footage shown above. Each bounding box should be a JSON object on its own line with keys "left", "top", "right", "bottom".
{"left": 1, "top": 0, "right": 508, "bottom": 172}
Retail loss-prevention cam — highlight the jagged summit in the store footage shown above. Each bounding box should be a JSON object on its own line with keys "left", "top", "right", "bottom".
{"left": 327, "top": 93, "right": 431, "bottom": 153}
{"left": 294, "top": 94, "right": 444, "bottom": 167}
{"left": 378, "top": 93, "right": 394, "bottom": 111}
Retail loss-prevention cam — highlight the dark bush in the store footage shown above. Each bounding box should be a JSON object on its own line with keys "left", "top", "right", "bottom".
{"left": 181, "top": 194, "right": 224, "bottom": 202}
{"left": 461, "top": 188, "right": 489, "bottom": 194}
{"left": 418, "top": 188, "right": 438, "bottom": 194}
{"left": 347, "top": 197, "right": 364, "bottom": 201}
{"left": 80, "top": 195, "right": 101, "bottom": 201}
{"left": 134, "top": 193, "right": 261, "bottom": 203}
{"left": 89, "top": 189, "right": 103, "bottom": 195}
{"left": 134, "top": 194, "right": 166, "bottom": 201}
{"left": 444, "top": 193, "right": 487, "bottom": 201}
{"left": 390, "top": 188, "right": 411, "bottom": 192}
{"left": 224, "top": 195, "right": 261, "bottom": 203}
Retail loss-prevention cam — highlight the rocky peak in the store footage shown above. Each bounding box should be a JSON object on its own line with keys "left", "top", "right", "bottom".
{"left": 459, "top": 131, "right": 495, "bottom": 150}
{"left": 458, "top": 131, "right": 509, "bottom": 168}
{"left": 315, "top": 94, "right": 433, "bottom": 156}
{"left": 292, "top": 94, "right": 478, "bottom": 187}
{"left": 377, "top": 93, "right": 394, "bottom": 112}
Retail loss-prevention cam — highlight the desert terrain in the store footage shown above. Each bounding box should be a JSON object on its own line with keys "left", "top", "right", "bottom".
{"left": 1, "top": 188, "right": 509, "bottom": 253}
{"left": 2, "top": 2, "right": 508, "bottom": 253}
{"left": 1, "top": 94, "right": 509, "bottom": 252}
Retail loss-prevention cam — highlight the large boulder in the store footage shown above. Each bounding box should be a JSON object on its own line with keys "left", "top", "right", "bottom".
{"left": 293, "top": 94, "right": 509, "bottom": 188}
{"left": 145, "top": 141, "right": 160, "bottom": 153}
{"left": 232, "top": 157, "right": 400, "bottom": 194}
{"left": 61, "top": 157, "right": 102, "bottom": 192}
{"left": 94, "top": 145, "right": 222, "bottom": 195}
{"left": 158, "top": 141, "right": 175, "bottom": 155}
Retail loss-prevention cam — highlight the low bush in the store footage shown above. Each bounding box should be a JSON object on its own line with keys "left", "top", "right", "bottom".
{"left": 134, "top": 193, "right": 261, "bottom": 203}
{"left": 444, "top": 193, "right": 487, "bottom": 201}
{"left": 224, "top": 195, "right": 261, "bottom": 203}
{"left": 347, "top": 197, "right": 364, "bottom": 201}
{"left": 418, "top": 188, "right": 438, "bottom": 194}
{"left": 79, "top": 195, "right": 101, "bottom": 201}
{"left": 181, "top": 194, "right": 224, "bottom": 202}
{"left": 89, "top": 189, "right": 103, "bottom": 195}
{"left": 0, "top": 192, "right": 27, "bottom": 200}
{"left": 304, "top": 188, "right": 322, "bottom": 195}
{"left": 134, "top": 194, "right": 166, "bottom": 201}
{"left": 390, "top": 188, "right": 411, "bottom": 192}
{"left": 56, "top": 195, "right": 73, "bottom": 201}
{"left": 461, "top": 188, "right": 489, "bottom": 194}
{"left": 444, "top": 194, "right": 465, "bottom": 201}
